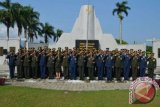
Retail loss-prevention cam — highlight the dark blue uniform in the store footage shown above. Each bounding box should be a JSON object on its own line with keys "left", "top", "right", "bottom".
{"left": 123, "top": 54, "right": 131, "bottom": 80}
{"left": 96, "top": 54, "right": 105, "bottom": 80}
{"left": 39, "top": 54, "right": 47, "bottom": 79}
{"left": 139, "top": 56, "right": 147, "bottom": 77}
{"left": 105, "top": 55, "right": 113, "bottom": 81}
{"left": 6, "top": 54, "right": 16, "bottom": 79}
{"left": 69, "top": 55, "right": 77, "bottom": 80}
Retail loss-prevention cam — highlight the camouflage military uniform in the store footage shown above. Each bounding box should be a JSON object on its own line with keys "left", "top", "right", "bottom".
{"left": 131, "top": 55, "right": 139, "bottom": 80}
{"left": 16, "top": 54, "right": 23, "bottom": 78}
{"left": 62, "top": 55, "right": 69, "bottom": 79}
{"left": 147, "top": 57, "right": 156, "bottom": 78}
{"left": 47, "top": 56, "right": 55, "bottom": 79}
{"left": 31, "top": 55, "right": 38, "bottom": 78}
{"left": 87, "top": 55, "right": 95, "bottom": 80}
{"left": 23, "top": 55, "right": 31, "bottom": 79}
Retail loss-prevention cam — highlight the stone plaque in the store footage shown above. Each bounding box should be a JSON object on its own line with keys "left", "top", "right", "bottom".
{"left": 76, "top": 40, "right": 99, "bottom": 49}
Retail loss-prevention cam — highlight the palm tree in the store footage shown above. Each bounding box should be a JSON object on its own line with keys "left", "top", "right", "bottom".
{"left": 54, "top": 29, "right": 63, "bottom": 42}
{"left": 113, "top": 1, "right": 130, "bottom": 44}
{"left": 21, "top": 6, "right": 40, "bottom": 45}
{"left": 0, "top": 0, "right": 14, "bottom": 40}
{"left": 28, "top": 19, "right": 41, "bottom": 42}
{"left": 41, "top": 22, "right": 55, "bottom": 43}
{"left": 12, "top": 2, "right": 23, "bottom": 38}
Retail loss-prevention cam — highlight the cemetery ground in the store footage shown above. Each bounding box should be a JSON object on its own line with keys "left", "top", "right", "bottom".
{"left": 0, "top": 86, "right": 159, "bottom": 107}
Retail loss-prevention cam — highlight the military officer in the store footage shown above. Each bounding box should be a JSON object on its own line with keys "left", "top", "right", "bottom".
{"left": 47, "top": 52, "right": 55, "bottom": 79}
{"left": 31, "top": 52, "right": 38, "bottom": 79}
{"left": 87, "top": 52, "right": 95, "bottom": 80}
{"left": 96, "top": 50, "right": 105, "bottom": 80}
{"left": 6, "top": 51, "right": 16, "bottom": 79}
{"left": 105, "top": 51, "right": 113, "bottom": 81}
{"left": 23, "top": 51, "right": 31, "bottom": 79}
{"left": 147, "top": 53, "right": 156, "bottom": 79}
{"left": 115, "top": 51, "right": 123, "bottom": 81}
{"left": 55, "top": 50, "right": 62, "bottom": 80}
{"left": 78, "top": 51, "right": 87, "bottom": 80}
{"left": 131, "top": 51, "right": 139, "bottom": 80}
{"left": 69, "top": 51, "right": 77, "bottom": 80}
{"left": 62, "top": 51, "right": 70, "bottom": 79}
{"left": 39, "top": 50, "right": 47, "bottom": 79}
{"left": 123, "top": 51, "right": 131, "bottom": 81}
{"left": 139, "top": 51, "right": 147, "bottom": 77}
{"left": 15, "top": 50, "right": 23, "bottom": 78}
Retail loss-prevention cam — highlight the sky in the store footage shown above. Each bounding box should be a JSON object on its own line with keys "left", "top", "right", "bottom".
{"left": 0, "top": 0, "right": 160, "bottom": 44}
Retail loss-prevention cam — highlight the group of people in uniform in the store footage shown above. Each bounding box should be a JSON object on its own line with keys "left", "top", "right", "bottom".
{"left": 6, "top": 47, "right": 157, "bottom": 82}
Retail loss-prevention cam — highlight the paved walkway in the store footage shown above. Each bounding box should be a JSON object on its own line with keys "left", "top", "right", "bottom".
{"left": 7, "top": 79, "right": 131, "bottom": 91}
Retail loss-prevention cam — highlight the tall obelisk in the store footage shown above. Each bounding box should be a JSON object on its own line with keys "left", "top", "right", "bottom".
{"left": 50, "top": 5, "right": 118, "bottom": 50}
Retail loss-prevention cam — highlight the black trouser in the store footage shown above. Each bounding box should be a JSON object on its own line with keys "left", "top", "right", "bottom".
{"left": 78, "top": 65, "right": 85, "bottom": 80}
{"left": 24, "top": 66, "right": 30, "bottom": 79}
{"left": 32, "top": 66, "right": 38, "bottom": 78}
{"left": 17, "top": 65, "right": 23, "bottom": 78}
{"left": 63, "top": 66, "right": 69, "bottom": 79}
{"left": 148, "top": 68, "right": 154, "bottom": 79}
{"left": 88, "top": 67, "right": 94, "bottom": 80}
{"left": 48, "top": 66, "right": 54, "bottom": 79}
{"left": 9, "top": 65, "right": 15, "bottom": 79}
{"left": 132, "top": 66, "right": 138, "bottom": 80}
{"left": 115, "top": 67, "right": 121, "bottom": 81}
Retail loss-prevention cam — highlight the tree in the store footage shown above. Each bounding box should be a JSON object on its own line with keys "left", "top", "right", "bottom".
{"left": 28, "top": 19, "right": 41, "bottom": 42}
{"left": 54, "top": 29, "right": 63, "bottom": 42}
{"left": 0, "top": 0, "right": 14, "bottom": 40}
{"left": 41, "top": 22, "right": 55, "bottom": 43}
{"left": 115, "top": 38, "right": 128, "bottom": 44}
{"left": 12, "top": 2, "right": 23, "bottom": 37}
{"left": 113, "top": 1, "right": 130, "bottom": 44}
{"left": 22, "top": 6, "right": 40, "bottom": 43}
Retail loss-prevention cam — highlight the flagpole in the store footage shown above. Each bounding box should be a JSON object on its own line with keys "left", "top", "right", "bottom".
{"left": 86, "top": 0, "right": 90, "bottom": 51}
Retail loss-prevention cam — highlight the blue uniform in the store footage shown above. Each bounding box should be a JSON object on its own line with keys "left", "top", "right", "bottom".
{"left": 123, "top": 54, "right": 131, "bottom": 80}
{"left": 39, "top": 54, "right": 47, "bottom": 79}
{"left": 105, "top": 55, "right": 113, "bottom": 81}
{"left": 69, "top": 55, "right": 77, "bottom": 80}
{"left": 139, "top": 56, "right": 147, "bottom": 77}
{"left": 96, "top": 54, "right": 105, "bottom": 80}
{"left": 6, "top": 54, "right": 16, "bottom": 79}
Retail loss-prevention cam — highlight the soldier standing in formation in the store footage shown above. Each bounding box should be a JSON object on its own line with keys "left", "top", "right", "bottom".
{"left": 147, "top": 53, "right": 157, "bottom": 78}
{"left": 96, "top": 50, "right": 105, "bottom": 80}
{"left": 5, "top": 47, "right": 157, "bottom": 80}
{"left": 131, "top": 51, "right": 139, "bottom": 80}
{"left": 47, "top": 53, "right": 55, "bottom": 79}
{"left": 62, "top": 51, "right": 69, "bottom": 79}
{"left": 69, "top": 51, "right": 77, "bottom": 80}
{"left": 6, "top": 50, "right": 16, "bottom": 79}
{"left": 39, "top": 51, "right": 47, "bottom": 79}
{"left": 78, "top": 51, "right": 87, "bottom": 80}
{"left": 123, "top": 50, "right": 131, "bottom": 81}
{"left": 23, "top": 51, "right": 31, "bottom": 79}
{"left": 16, "top": 50, "right": 23, "bottom": 78}
{"left": 105, "top": 51, "right": 113, "bottom": 82}
{"left": 115, "top": 52, "right": 123, "bottom": 81}
{"left": 87, "top": 52, "right": 95, "bottom": 80}
{"left": 31, "top": 52, "right": 38, "bottom": 79}
{"left": 139, "top": 51, "right": 147, "bottom": 77}
{"left": 55, "top": 50, "right": 62, "bottom": 80}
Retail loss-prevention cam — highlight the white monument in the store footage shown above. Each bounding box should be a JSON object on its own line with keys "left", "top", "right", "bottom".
{"left": 153, "top": 39, "right": 160, "bottom": 67}
{"left": 49, "top": 5, "right": 118, "bottom": 50}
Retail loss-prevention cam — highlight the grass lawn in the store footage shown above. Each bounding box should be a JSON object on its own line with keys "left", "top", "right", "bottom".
{"left": 0, "top": 86, "right": 159, "bottom": 107}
